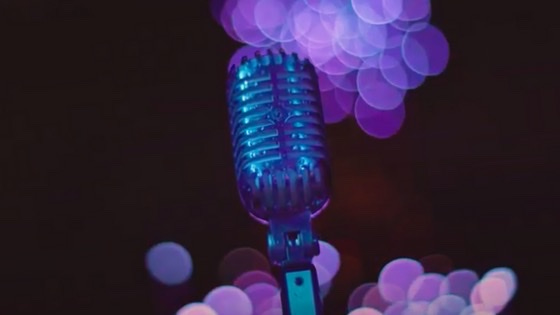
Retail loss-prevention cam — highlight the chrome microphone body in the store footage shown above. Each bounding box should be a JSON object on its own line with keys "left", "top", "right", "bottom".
{"left": 227, "top": 50, "right": 331, "bottom": 223}
{"left": 227, "top": 49, "right": 331, "bottom": 315}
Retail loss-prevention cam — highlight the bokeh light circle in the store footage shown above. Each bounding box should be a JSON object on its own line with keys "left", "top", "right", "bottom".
{"left": 361, "top": 285, "right": 391, "bottom": 312}
{"left": 398, "top": 0, "right": 431, "bottom": 21}
{"left": 303, "top": 0, "right": 322, "bottom": 12}
{"left": 407, "top": 273, "right": 445, "bottom": 302}
{"left": 244, "top": 283, "right": 279, "bottom": 311}
{"left": 231, "top": 3, "right": 272, "bottom": 47}
{"left": 348, "top": 307, "right": 383, "bottom": 315}
{"left": 145, "top": 242, "right": 193, "bottom": 286}
{"left": 439, "top": 269, "right": 479, "bottom": 301}
{"left": 333, "top": 7, "right": 361, "bottom": 40}
{"left": 355, "top": 96, "right": 406, "bottom": 139}
{"left": 478, "top": 277, "right": 510, "bottom": 313}
{"left": 287, "top": 0, "right": 314, "bottom": 41}
{"left": 459, "top": 305, "right": 495, "bottom": 315}
{"left": 357, "top": 66, "right": 406, "bottom": 110}
{"left": 469, "top": 282, "right": 484, "bottom": 309}
{"left": 218, "top": 247, "right": 271, "bottom": 284}
{"left": 332, "top": 41, "right": 364, "bottom": 70}
{"left": 318, "top": 70, "right": 336, "bottom": 91}
{"left": 307, "top": 44, "right": 338, "bottom": 69}
{"left": 482, "top": 267, "right": 517, "bottom": 298}
{"left": 470, "top": 267, "right": 517, "bottom": 313}
{"left": 361, "top": 53, "right": 382, "bottom": 69}
{"left": 347, "top": 282, "right": 376, "bottom": 312}
{"left": 357, "top": 21, "right": 388, "bottom": 49}
{"left": 176, "top": 303, "right": 218, "bottom": 315}
{"left": 351, "top": 0, "right": 403, "bottom": 25}
{"left": 379, "top": 47, "right": 426, "bottom": 90}
{"left": 220, "top": 0, "right": 243, "bottom": 42}
{"left": 391, "top": 13, "right": 430, "bottom": 32}
{"left": 403, "top": 301, "right": 429, "bottom": 315}
{"left": 384, "top": 301, "right": 409, "bottom": 315}
{"left": 384, "top": 24, "right": 406, "bottom": 49}
{"left": 378, "top": 258, "right": 423, "bottom": 303}
{"left": 321, "top": 88, "right": 350, "bottom": 123}
{"left": 317, "top": 0, "right": 347, "bottom": 15}
{"left": 337, "top": 32, "right": 381, "bottom": 58}
{"left": 261, "top": 308, "right": 283, "bottom": 315}
{"left": 203, "top": 286, "right": 253, "bottom": 315}
{"left": 236, "top": 0, "right": 259, "bottom": 23}
{"left": 402, "top": 25, "right": 449, "bottom": 76}
{"left": 291, "top": 6, "right": 333, "bottom": 45}
{"left": 334, "top": 88, "right": 358, "bottom": 114}
{"left": 315, "top": 262, "right": 334, "bottom": 297}
{"left": 234, "top": 270, "right": 279, "bottom": 289}
{"left": 316, "top": 52, "right": 355, "bottom": 75}
{"left": 255, "top": 292, "right": 283, "bottom": 314}
{"left": 280, "top": 40, "right": 307, "bottom": 57}
{"left": 254, "top": 0, "right": 294, "bottom": 42}
{"left": 427, "top": 295, "right": 467, "bottom": 315}
{"left": 328, "top": 71, "right": 358, "bottom": 92}
{"left": 312, "top": 240, "right": 341, "bottom": 279}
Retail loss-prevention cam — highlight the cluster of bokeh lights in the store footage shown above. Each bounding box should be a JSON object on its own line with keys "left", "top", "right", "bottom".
{"left": 145, "top": 241, "right": 516, "bottom": 315}
{"left": 347, "top": 258, "right": 517, "bottom": 315}
{"left": 212, "top": 0, "right": 449, "bottom": 138}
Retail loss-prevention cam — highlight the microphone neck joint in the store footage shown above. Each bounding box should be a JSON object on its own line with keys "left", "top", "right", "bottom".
{"left": 266, "top": 211, "right": 319, "bottom": 267}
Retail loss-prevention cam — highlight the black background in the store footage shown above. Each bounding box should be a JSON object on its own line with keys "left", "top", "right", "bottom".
{"left": 2, "top": 0, "right": 559, "bottom": 314}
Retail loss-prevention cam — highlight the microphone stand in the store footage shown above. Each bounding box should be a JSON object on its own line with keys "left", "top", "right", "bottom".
{"left": 268, "top": 212, "right": 323, "bottom": 315}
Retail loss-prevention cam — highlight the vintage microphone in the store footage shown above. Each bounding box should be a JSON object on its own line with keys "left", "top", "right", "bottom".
{"left": 226, "top": 49, "right": 331, "bottom": 315}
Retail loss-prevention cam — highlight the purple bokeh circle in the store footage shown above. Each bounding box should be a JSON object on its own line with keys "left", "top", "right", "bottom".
{"left": 427, "top": 295, "right": 467, "bottom": 315}
{"left": 233, "top": 270, "right": 279, "bottom": 290}
{"left": 403, "top": 301, "right": 429, "bottom": 315}
{"left": 348, "top": 307, "right": 383, "bottom": 315}
{"left": 351, "top": 0, "right": 403, "bottom": 25}
{"left": 377, "top": 258, "right": 423, "bottom": 302}
{"left": 439, "top": 269, "right": 479, "bottom": 301}
{"left": 176, "top": 303, "right": 218, "bottom": 315}
{"left": 384, "top": 301, "right": 409, "bottom": 315}
{"left": 145, "top": 242, "right": 193, "bottom": 286}
{"left": 312, "top": 240, "right": 341, "bottom": 279}
{"left": 328, "top": 71, "right": 358, "bottom": 92}
{"left": 347, "top": 282, "right": 377, "bottom": 312}
{"left": 334, "top": 88, "right": 358, "bottom": 114}
{"left": 203, "top": 286, "right": 253, "bottom": 315}
{"left": 407, "top": 273, "right": 446, "bottom": 302}
{"left": 362, "top": 285, "right": 391, "bottom": 312}
{"left": 398, "top": 0, "right": 431, "bottom": 21}
{"left": 244, "top": 283, "right": 279, "bottom": 310}
{"left": 402, "top": 24, "right": 450, "bottom": 76}
{"left": 321, "top": 88, "right": 349, "bottom": 123}
{"left": 254, "top": 0, "right": 294, "bottom": 43}
{"left": 357, "top": 66, "right": 406, "bottom": 110}
{"left": 379, "top": 46, "right": 426, "bottom": 90}
{"left": 231, "top": 3, "right": 272, "bottom": 47}
{"left": 355, "top": 96, "right": 406, "bottom": 139}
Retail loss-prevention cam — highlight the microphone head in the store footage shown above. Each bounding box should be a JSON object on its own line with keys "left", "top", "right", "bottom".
{"left": 227, "top": 49, "right": 331, "bottom": 223}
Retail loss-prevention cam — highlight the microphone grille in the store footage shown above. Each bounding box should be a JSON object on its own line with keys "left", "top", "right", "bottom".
{"left": 227, "top": 49, "right": 331, "bottom": 223}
